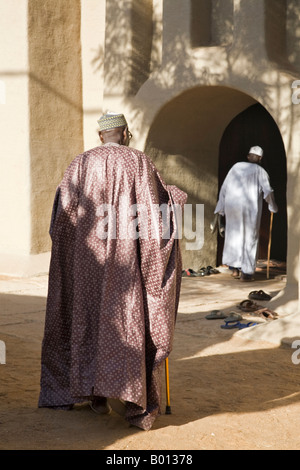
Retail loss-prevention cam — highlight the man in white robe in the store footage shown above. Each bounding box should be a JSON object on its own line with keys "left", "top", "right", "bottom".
{"left": 214, "top": 146, "right": 278, "bottom": 281}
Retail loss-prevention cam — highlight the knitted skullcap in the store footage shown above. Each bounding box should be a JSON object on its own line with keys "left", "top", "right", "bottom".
{"left": 97, "top": 112, "right": 127, "bottom": 131}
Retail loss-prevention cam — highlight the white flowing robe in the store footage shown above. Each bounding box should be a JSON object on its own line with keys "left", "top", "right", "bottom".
{"left": 215, "top": 162, "right": 278, "bottom": 275}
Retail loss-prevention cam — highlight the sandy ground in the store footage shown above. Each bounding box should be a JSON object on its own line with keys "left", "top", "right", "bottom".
{"left": 1, "top": 263, "right": 300, "bottom": 451}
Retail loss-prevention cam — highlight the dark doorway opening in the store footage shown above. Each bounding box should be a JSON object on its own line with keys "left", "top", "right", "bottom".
{"left": 217, "top": 103, "right": 287, "bottom": 267}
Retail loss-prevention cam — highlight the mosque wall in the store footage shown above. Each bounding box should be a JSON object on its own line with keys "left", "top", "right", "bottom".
{"left": 101, "top": 0, "right": 300, "bottom": 314}
{"left": 190, "top": 0, "right": 234, "bottom": 47}
{"left": 0, "top": 0, "right": 31, "bottom": 257}
{"left": 286, "top": 0, "right": 300, "bottom": 71}
{"left": 0, "top": 0, "right": 84, "bottom": 275}
{"left": 28, "top": 0, "right": 83, "bottom": 255}
{"left": 265, "top": 0, "right": 300, "bottom": 72}
{"left": 81, "top": 0, "right": 106, "bottom": 150}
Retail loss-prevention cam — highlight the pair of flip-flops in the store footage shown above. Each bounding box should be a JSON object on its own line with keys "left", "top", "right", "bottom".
{"left": 205, "top": 310, "right": 259, "bottom": 329}
{"left": 206, "top": 311, "right": 243, "bottom": 321}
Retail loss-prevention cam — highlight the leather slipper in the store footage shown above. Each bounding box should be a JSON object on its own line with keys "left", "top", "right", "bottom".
{"left": 205, "top": 310, "right": 228, "bottom": 320}
{"left": 248, "top": 290, "right": 271, "bottom": 301}
{"left": 90, "top": 398, "right": 112, "bottom": 415}
{"left": 238, "top": 300, "right": 263, "bottom": 312}
{"left": 206, "top": 266, "right": 220, "bottom": 274}
{"left": 253, "top": 308, "right": 278, "bottom": 321}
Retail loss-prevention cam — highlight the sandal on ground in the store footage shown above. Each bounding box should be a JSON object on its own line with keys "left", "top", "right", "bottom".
{"left": 240, "top": 272, "right": 254, "bottom": 282}
{"left": 221, "top": 321, "right": 241, "bottom": 329}
{"left": 206, "top": 266, "right": 220, "bottom": 274}
{"left": 237, "top": 321, "right": 258, "bottom": 329}
{"left": 205, "top": 310, "right": 228, "bottom": 320}
{"left": 253, "top": 308, "right": 278, "bottom": 321}
{"left": 198, "top": 266, "right": 220, "bottom": 276}
{"left": 221, "top": 321, "right": 257, "bottom": 330}
{"left": 248, "top": 290, "right": 271, "bottom": 301}
{"left": 198, "top": 267, "right": 209, "bottom": 276}
{"left": 223, "top": 312, "right": 243, "bottom": 323}
{"left": 231, "top": 268, "right": 240, "bottom": 278}
{"left": 90, "top": 397, "right": 112, "bottom": 415}
{"left": 182, "top": 269, "right": 202, "bottom": 277}
{"left": 238, "top": 300, "right": 263, "bottom": 312}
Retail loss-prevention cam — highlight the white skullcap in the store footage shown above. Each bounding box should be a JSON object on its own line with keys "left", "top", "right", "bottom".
{"left": 249, "top": 146, "right": 263, "bottom": 157}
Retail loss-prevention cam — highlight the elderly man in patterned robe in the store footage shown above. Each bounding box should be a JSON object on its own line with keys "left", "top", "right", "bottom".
{"left": 38, "top": 112, "right": 187, "bottom": 430}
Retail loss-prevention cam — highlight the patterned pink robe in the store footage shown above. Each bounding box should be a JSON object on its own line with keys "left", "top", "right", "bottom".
{"left": 38, "top": 143, "right": 187, "bottom": 430}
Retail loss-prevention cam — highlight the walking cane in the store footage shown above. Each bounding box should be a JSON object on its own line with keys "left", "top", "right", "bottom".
{"left": 165, "top": 358, "right": 171, "bottom": 414}
{"left": 267, "top": 212, "right": 274, "bottom": 280}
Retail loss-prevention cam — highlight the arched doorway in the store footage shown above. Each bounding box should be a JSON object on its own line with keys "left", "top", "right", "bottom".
{"left": 144, "top": 86, "right": 286, "bottom": 270}
{"left": 217, "top": 103, "right": 287, "bottom": 267}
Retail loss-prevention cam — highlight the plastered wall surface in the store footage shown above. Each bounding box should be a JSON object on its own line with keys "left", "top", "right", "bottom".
{"left": 28, "top": 0, "right": 83, "bottom": 255}
{"left": 0, "top": 0, "right": 31, "bottom": 255}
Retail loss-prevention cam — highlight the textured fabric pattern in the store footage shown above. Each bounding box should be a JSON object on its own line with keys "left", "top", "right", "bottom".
{"left": 38, "top": 143, "right": 187, "bottom": 430}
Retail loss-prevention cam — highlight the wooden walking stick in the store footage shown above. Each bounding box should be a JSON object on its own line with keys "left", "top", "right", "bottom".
{"left": 165, "top": 358, "right": 171, "bottom": 414}
{"left": 267, "top": 212, "right": 274, "bottom": 280}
